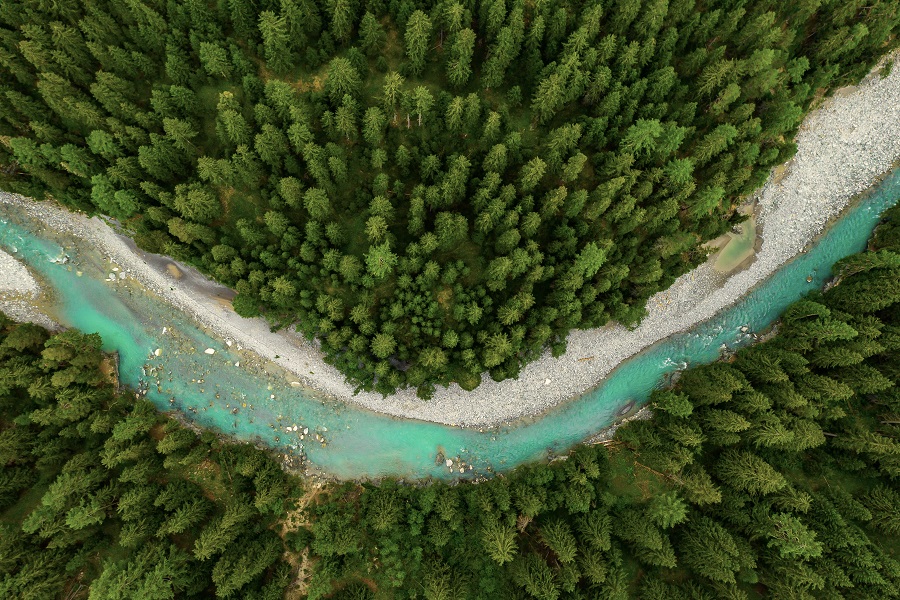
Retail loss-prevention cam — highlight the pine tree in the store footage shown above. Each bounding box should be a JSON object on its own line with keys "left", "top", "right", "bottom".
{"left": 765, "top": 513, "right": 824, "bottom": 559}
{"left": 482, "top": 23, "right": 522, "bottom": 89}
{"left": 227, "top": 0, "right": 258, "bottom": 39}
{"left": 198, "top": 42, "right": 231, "bottom": 78}
{"left": 359, "top": 12, "right": 386, "bottom": 56}
{"left": 540, "top": 519, "right": 577, "bottom": 563}
{"left": 861, "top": 487, "right": 900, "bottom": 536}
{"left": 259, "top": 11, "right": 293, "bottom": 75}
{"left": 281, "top": 0, "right": 321, "bottom": 36}
{"left": 211, "top": 533, "right": 283, "bottom": 597}
{"left": 172, "top": 184, "right": 220, "bottom": 223}
{"left": 652, "top": 390, "right": 694, "bottom": 418}
{"left": 255, "top": 123, "right": 289, "bottom": 167}
{"left": 446, "top": 28, "right": 475, "bottom": 87}
{"left": 193, "top": 501, "right": 256, "bottom": 561}
{"left": 512, "top": 555, "right": 560, "bottom": 600}
{"left": 519, "top": 158, "right": 546, "bottom": 192}
{"left": 326, "top": 57, "right": 361, "bottom": 104}
{"left": 365, "top": 242, "right": 398, "bottom": 279}
{"left": 647, "top": 492, "right": 688, "bottom": 529}
{"left": 404, "top": 10, "right": 432, "bottom": 76}
{"left": 411, "top": 86, "right": 433, "bottom": 127}
{"left": 328, "top": 0, "right": 356, "bottom": 43}
{"left": 334, "top": 102, "right": 357, "bottom": 140}
{"left": 716, "top": 449, "right": 787, "bottom": 496}
{"left": 445, "top": 96, "right": 465, "bottom": 131}
{"left": 482, "top": 518, "right": 517, "bottom": 565}
{"left": 678, "top": 516, "right": 745, "bottom": 584}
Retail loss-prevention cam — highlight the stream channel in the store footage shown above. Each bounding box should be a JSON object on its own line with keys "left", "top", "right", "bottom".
{"left": 1, "top": 168, "right": 898, "bottom": 480}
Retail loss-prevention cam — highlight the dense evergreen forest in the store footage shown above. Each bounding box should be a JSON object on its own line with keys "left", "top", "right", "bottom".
{"left": 1, "top": 0, "right": 898, "bottom": 395}
{"left": 302, "top": 202, "right": 900, "bottom": 599}
{"left": 1, "top": 203, "right": 898, "bottom": 598}
{"left": 0, "top": 316, "right": 304, "bottom": 598}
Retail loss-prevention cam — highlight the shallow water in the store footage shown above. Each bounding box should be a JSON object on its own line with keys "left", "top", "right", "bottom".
{"left": 714, "top": 215, "right": 757, "bottom": 272}
{"left": 1, "top": 168, "right": 898, "bottom": 479}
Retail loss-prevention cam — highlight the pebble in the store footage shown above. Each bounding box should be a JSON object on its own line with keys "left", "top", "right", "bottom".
{"left": 0, "top": 249, "right": 39, "bottom": 296}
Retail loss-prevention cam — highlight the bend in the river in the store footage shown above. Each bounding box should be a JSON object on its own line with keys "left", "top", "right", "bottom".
{"left": 1, "top": 54, "right": 900, "bottom": 479}
{"left": 2, "top": 168, "right": 899, "bottom": 480}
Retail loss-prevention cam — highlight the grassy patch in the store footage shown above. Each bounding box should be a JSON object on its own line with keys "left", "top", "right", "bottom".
{"left": 606, "top": 444, "right": 670, "bottom": 502}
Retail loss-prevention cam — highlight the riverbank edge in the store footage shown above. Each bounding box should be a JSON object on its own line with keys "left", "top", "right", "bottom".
{"left": 2, "top": 50, "right": 900, "bottom": 429}
{"left": 0, "top": 243, "right": 64, "bottom": 332}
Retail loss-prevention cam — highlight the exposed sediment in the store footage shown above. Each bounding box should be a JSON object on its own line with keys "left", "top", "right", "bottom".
{"left": 0, "top": 246, "right": 39, "bottom": 297}
{"left": 1, "top": 51, "right": 899, "bottom": 427}
{"left": 0, "top": 245, "right": 60, "bottom": 330}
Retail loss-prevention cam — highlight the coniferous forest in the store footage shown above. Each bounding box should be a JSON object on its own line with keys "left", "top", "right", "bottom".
{"left": 2, "top": 201, "right": 900, "bottom": 598}
{"left": 0, "top": 316, "right": 301, "bottom": 599}
{"left": 3, "top": 1, "right": 900, "bottom": 597}
{"left": 300, "top": 202, "right": 900, "bottom": 598}
{"left": 1, "top": 0, "right": 899, "bottom": 395}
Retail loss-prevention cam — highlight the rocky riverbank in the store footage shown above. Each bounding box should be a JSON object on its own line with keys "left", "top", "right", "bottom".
{"left": 2, "top": 51, "right": 899, "bottom": 428}
{"left": 0, "top": 245, "right": 60, "bottom": 330}
{"left": 345, "top": 49, "right": 900, "bottom": 426}
{"left": 0, "top": 247, "right": 38, "bottom": 297}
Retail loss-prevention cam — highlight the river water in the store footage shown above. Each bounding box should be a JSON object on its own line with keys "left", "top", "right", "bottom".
{"left": 1, "top": 169, "right": 898, "bottom": 479}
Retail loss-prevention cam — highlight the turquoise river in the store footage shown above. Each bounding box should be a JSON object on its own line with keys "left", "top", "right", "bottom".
{"left": 1, "top": 168, "right": 898, "bottom": 480}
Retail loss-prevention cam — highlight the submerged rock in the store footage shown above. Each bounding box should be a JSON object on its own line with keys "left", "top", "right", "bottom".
{"left": 618, "top": 400, "right": 636, "bottom": 416}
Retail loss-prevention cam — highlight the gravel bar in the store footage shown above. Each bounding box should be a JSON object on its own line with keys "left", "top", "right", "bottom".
{"left": 1, "top": 51, "right": 899, "bottom": 427}
{"left": 0, "top": 247, "right": 39, "bottom": 296}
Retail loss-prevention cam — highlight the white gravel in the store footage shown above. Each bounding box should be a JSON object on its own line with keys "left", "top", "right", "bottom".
{"left": 0, "top": 297, "right": 60, "bottom": 331}
{"left": 0, "top": 245, "right": 58, "bottom": 328}
{"left": 1, "top": 52, "right": 899, "bottom": 427}
{"left": 0, "top": 247, "right": 39, "bottom": 296}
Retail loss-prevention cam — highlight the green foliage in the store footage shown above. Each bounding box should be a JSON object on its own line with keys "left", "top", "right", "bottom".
{"left": 0, "top": 318, "right": 301, "bottom": 598}
{"left": 306, "top": 231, "right": 900, "bottom": 598}
{"left": 0, "top": 0, "right": 897, "bottom": 400}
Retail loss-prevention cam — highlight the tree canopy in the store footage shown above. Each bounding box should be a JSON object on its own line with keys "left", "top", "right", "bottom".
{"left": 301, "top": 202, "right": 900, "bottom": 599}
{"left": 0, "top": 316, "right": 300, "bottom": 599}
{"left": 0, "top": 0, "right": 898, "bottom": 397}
{"left": 2, "top": 202, "right": 900, "bottom": 598}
